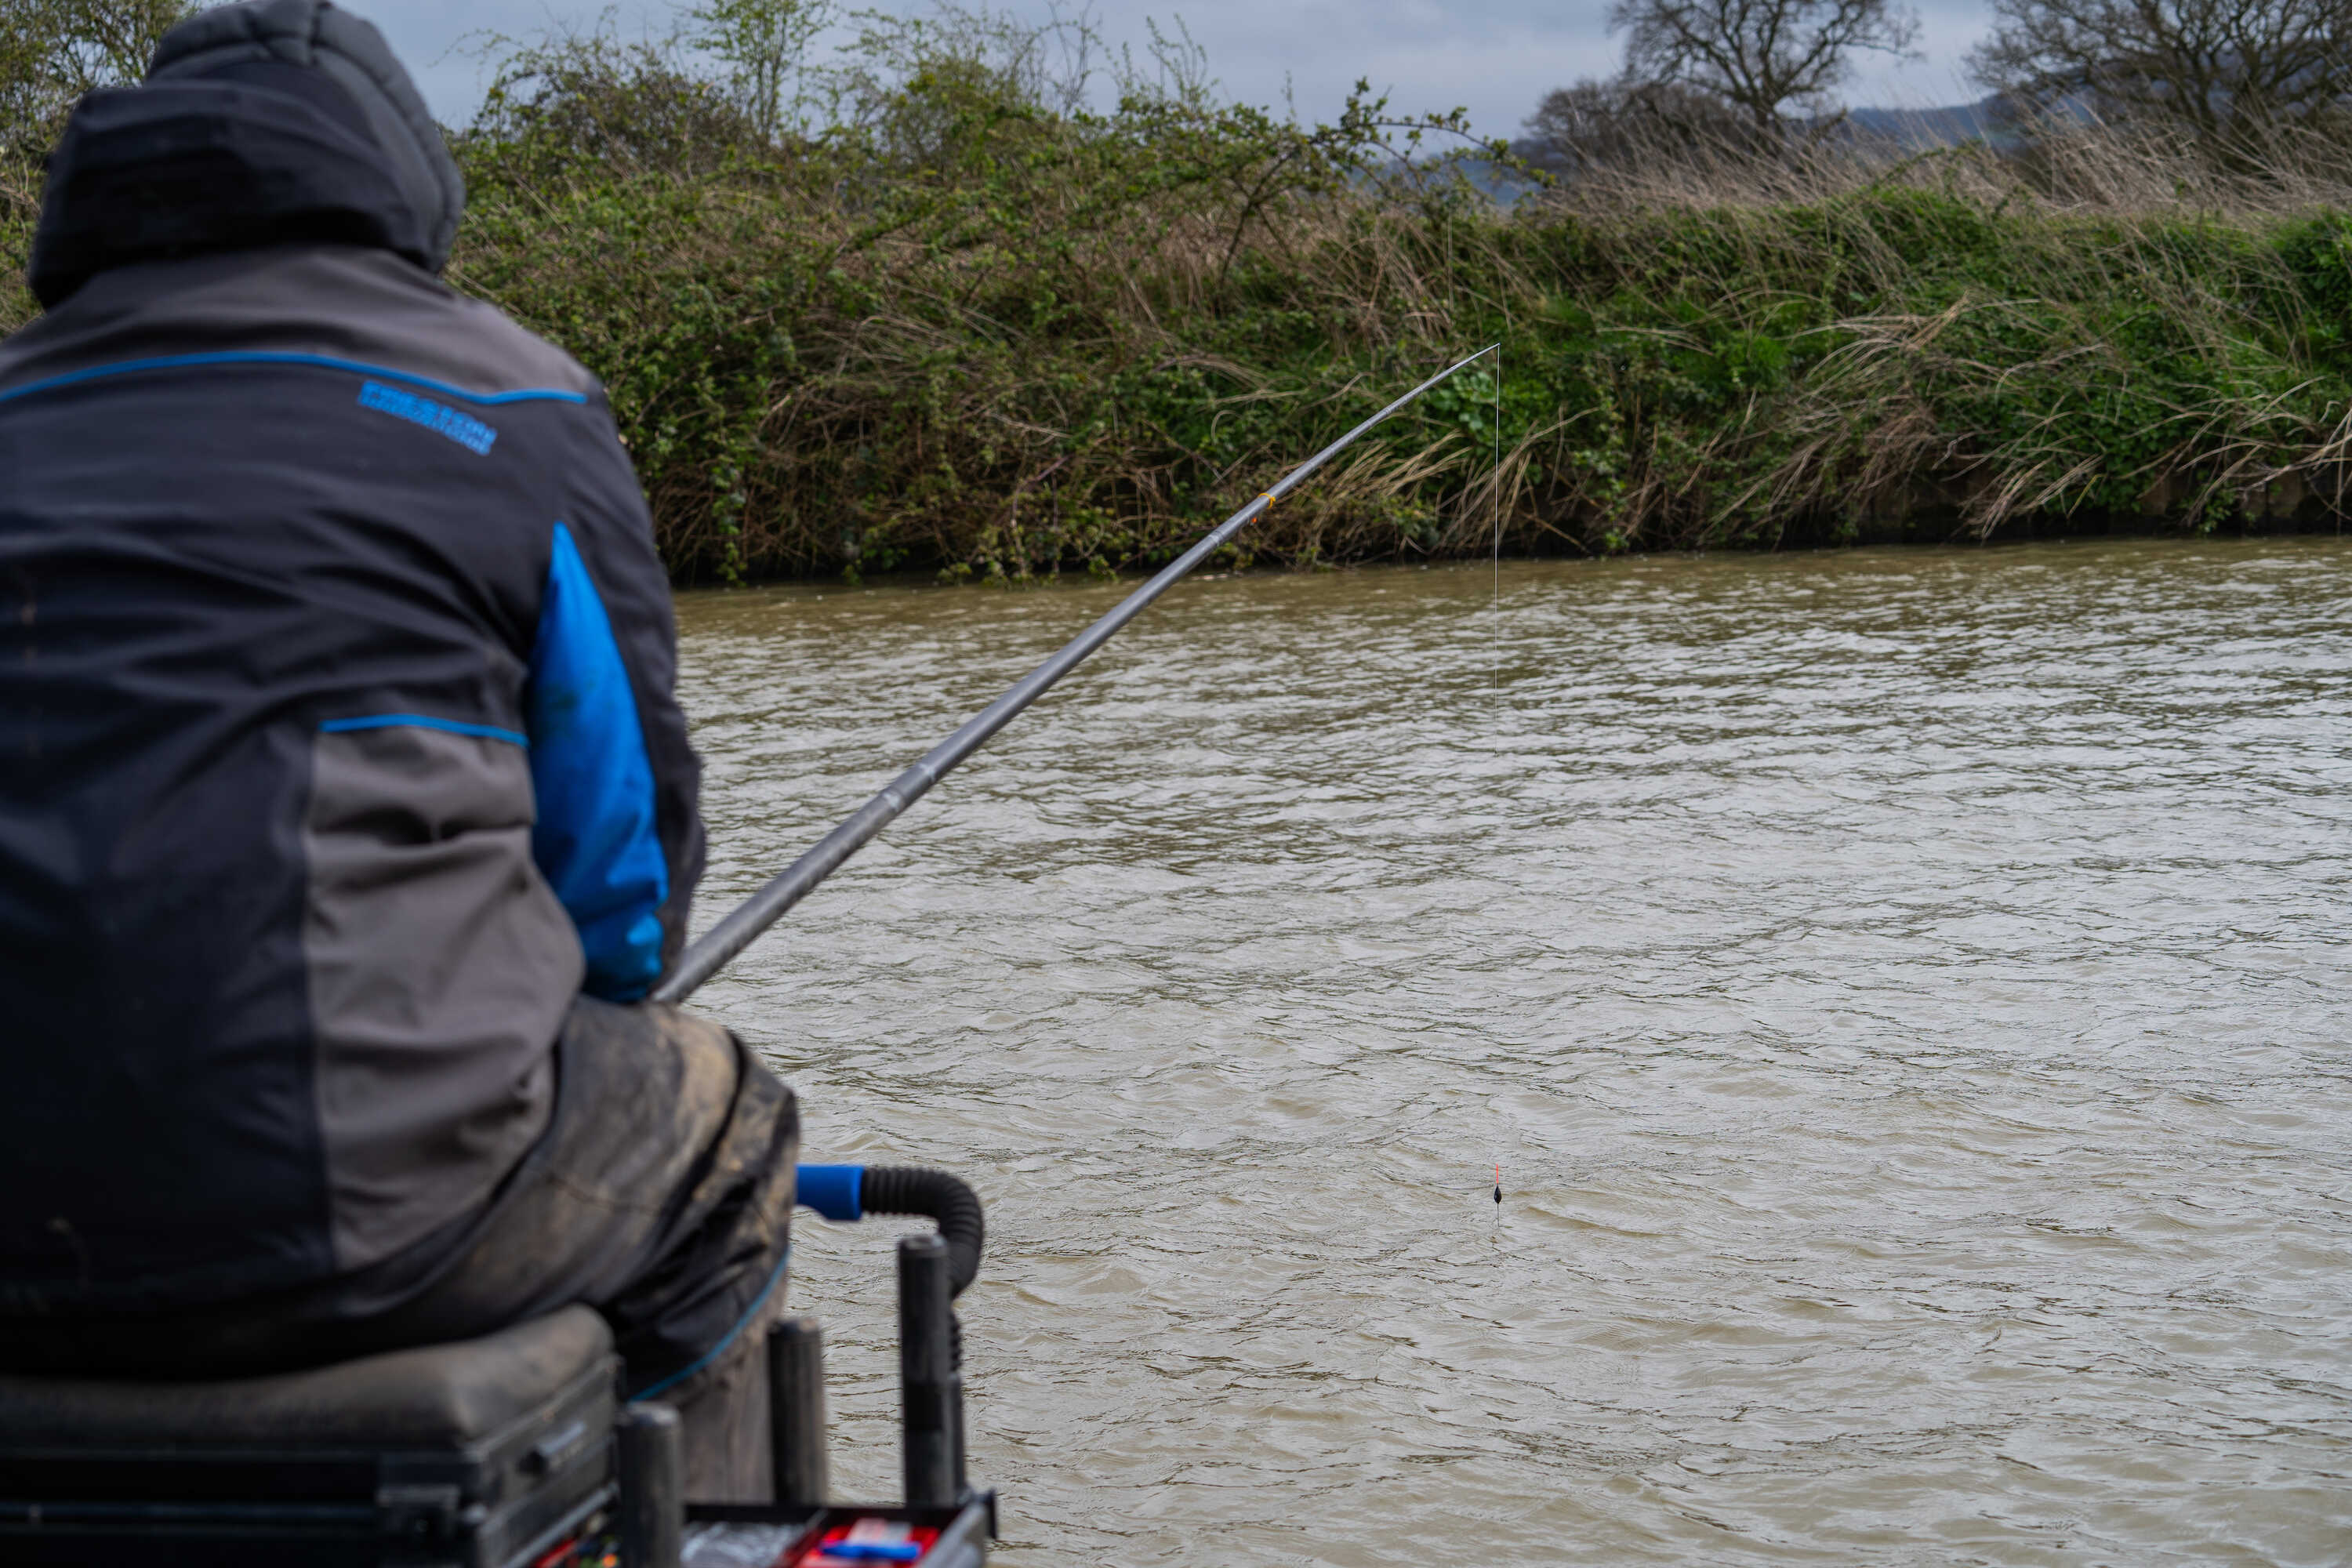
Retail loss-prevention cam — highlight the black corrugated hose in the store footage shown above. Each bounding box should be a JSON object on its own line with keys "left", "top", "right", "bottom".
{"left": 859, "top": 1166, "right": 985, "bottom": 1298}
{"left": 859, "top": 1166, "right": 984, "bottom": 1373}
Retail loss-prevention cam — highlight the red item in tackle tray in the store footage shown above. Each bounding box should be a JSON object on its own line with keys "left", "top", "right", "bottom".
{"left": 793, "top": 1517, "right": 941, "bottom": 1566}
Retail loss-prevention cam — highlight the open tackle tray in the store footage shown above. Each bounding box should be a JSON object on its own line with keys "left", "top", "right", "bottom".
{"left": 678, "top": 1498, "right": 996, "bottom": 1568}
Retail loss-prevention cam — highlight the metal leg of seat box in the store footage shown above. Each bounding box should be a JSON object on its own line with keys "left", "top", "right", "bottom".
{"left": 768, "top": 1317, "right": 829, "bottom": 1507}
{"left": 898, "top": 1233, "right": 964, "bottom": 1509}
{"left": 618, "top": 1403, "right": 683, "bottom": 1568}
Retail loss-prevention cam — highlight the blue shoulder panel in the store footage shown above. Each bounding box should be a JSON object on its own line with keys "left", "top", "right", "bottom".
{"left": 528, "top": 524, "right": 670, "bottom": 1000}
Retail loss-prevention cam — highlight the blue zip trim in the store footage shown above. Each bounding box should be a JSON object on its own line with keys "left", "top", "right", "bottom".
{"left": 321, "top": 714, "right": 528, "bottom": 746}
{"left": 626, "top": 1247, "right": 793, "bottom": 1404}
{"left": 0, "top": 350, "right": 588, "bottom": 410}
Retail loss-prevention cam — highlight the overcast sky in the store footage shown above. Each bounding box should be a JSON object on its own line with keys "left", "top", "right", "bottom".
{"left": 358, "top": 0, "right": 1999, "bottom": 143}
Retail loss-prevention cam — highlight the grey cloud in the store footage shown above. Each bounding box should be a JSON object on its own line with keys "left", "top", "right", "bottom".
{"left": 350, "top": 0, "right": 1993, "bottom": 141}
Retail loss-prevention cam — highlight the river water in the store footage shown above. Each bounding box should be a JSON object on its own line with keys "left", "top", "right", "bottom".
{"left": 674, "top": 539, "right": 2352, "bottom": 1566}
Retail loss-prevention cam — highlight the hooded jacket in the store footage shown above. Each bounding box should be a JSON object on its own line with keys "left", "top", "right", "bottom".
{"left": 0, "top": 0, "right": 704, "bottom": 1312}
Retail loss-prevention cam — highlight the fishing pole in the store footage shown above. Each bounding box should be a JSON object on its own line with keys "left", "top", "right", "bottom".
{"left": 651, "top": 342, "right": 1501, "bottom": 1006}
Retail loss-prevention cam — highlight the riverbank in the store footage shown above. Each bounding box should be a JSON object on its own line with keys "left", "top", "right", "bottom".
{"left": 420, "top": 142, "right": 2352, "bottom": 586}
{"left": 9, "top": 61, "right": 2352, "bottom": 585}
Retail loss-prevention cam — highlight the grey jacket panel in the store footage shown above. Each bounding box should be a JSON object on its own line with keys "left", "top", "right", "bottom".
{"left": 303, "top": 724, "right": 578, "bottom": 1272}
{"left": 0, "top": 245, "right": 594, "bottom": 401}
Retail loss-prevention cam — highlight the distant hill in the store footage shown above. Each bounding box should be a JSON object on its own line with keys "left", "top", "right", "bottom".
{"left": 1842, "top": 97, "right": 2005, "bottom": 147}
{"left": 1452, "top": 95, "right": 2020, "bottom": 205}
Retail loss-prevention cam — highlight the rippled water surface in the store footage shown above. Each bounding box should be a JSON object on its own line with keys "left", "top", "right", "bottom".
{"left": 675, "top": 539, "right": 2352, "bottom": 1565}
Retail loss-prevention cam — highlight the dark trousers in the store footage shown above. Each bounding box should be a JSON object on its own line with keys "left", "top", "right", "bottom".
{"left": 0, "top": 998, "right": 799, "bottom": 1498}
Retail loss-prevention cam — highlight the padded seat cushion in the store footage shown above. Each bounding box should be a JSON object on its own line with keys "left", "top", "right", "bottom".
{"left": 0, "top": 1306, "right": 612, "bottom": 1450}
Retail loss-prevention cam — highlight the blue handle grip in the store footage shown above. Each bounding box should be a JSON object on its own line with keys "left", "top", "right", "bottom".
{"left": 815, "top": 1544, "right": 920, "bottom": 1563}
{"left": 797, "top": 1164, "right": 864, "bottom": 1222}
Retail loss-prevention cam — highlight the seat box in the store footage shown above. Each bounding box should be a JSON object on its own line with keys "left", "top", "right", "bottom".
{"left": 0, "top": 1307, "right": 619, "bottom": 1566}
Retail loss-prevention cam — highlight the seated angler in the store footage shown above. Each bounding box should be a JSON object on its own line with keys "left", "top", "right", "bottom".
{"left": 0, "top": 0, "right": 793, "bottom": 1499}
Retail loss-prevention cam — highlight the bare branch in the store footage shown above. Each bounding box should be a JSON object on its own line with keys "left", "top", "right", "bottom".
{"left": 1608, "top": 0, "right": 1919, "bottom": 132}
{"left": 1971, "top": 0, "right": 2352, "bottom": 149}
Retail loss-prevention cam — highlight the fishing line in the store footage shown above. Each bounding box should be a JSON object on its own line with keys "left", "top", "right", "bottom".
{"left": 655, "top": 343, "right": 1502, "bottom": 1005}
{"left": 1490, "top": 343, "right": 1506, "bottom": 702}
{"left": 1490, "top": 354, "right": 1504, "bottom": 1205}
{"left": 1491, "top": 345, "right": 1502, "bottom": 639}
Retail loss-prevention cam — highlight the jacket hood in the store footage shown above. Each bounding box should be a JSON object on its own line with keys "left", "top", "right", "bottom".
{"left": 28, "top": 0, "right": 464, "bottom": 308}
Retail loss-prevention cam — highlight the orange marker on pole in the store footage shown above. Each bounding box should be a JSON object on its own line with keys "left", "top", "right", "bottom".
{"left": 1494, "top": 1163, "right": 1501, "bottom": 1205}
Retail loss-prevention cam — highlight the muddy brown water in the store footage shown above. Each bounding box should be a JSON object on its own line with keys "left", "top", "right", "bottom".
{"left": 674, "top": 539, "right": 2352, "bottom": 1566}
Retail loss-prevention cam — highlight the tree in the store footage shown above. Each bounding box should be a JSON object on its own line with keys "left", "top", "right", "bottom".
{"left": 464, "top": 25, "right": 759, "bottom": 182}
{"left": 1608, "top": 0, "right": 1921, "bottom": 132}
{"left": 685, "top": 0, "right": 835, "bottom": 143}
{"left": 2, "top": 0, "right": 203, "bottom": 155}
{"left": 1970, "top": 0, "right": 2352, "bottom": 144}
{"left": 1519, "top": 76, "right": 1760, "bottom": 173}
